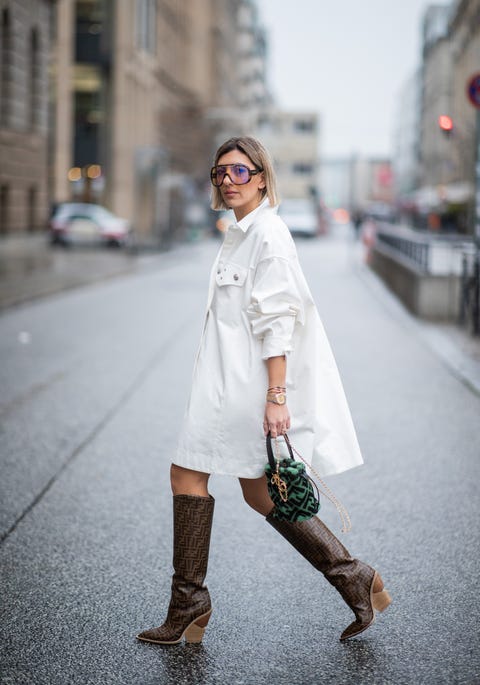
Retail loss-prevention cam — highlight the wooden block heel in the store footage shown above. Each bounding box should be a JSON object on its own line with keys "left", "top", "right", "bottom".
{"left": 372, "top": 588, "right": 392, "bottom": 613}
{"left": 184, "top": 609, "right": 212, "bottom": 644}
{"left": 184, "top": 622, "right": 206, "bottom": 643}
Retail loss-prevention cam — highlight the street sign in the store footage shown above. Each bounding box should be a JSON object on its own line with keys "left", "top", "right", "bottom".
{"left": 467, "top": 73, "right": 480, "bottom": 109}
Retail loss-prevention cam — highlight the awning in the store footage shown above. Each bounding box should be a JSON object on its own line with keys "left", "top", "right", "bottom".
{"left": 410, "top": 182, "right": 474, "bottom": 211}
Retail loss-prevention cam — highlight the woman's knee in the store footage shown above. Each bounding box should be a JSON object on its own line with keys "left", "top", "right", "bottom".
{"left": 170, "top": 464, "right": 210, "bottom": 496}
{"left": 239, "top": 478, "right": 274, "bottom": 516}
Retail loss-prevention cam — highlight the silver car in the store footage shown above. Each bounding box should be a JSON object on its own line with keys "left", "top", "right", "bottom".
{"left": 278, "top": 199, "right": 319, "bottom": 238}
{"left": 49, "top": 203, "right": 132, "bottom": 247}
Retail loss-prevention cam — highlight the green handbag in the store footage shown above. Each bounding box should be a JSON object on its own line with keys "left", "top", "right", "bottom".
{"left": 265, "top": 432, "right": 320, "bottom": 522}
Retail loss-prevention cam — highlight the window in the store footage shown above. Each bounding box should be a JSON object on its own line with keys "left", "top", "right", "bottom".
{"left": 29, "top": 29, "right": 40, "bottom": 130}
{"left": 0, "top": 185, "right": 9, "bottom": 234}
{"left": 293, "top": 163, "right": 314, "bottom": 175}
{"left": 1, "top": 9, "right": 11, "bottom": 127}
{"left": 294, "top": 119, "right": 315, "bottom": 133}
{"left": 136, "top": 0, "right": 156, "bottom": 54}
{"left": 28, "top": 186, "right": 37, "bottom": 231}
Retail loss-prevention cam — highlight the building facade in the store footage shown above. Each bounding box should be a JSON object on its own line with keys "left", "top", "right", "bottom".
{"left": 448, "top": 0, "right": 480, "bottom": 229}
{"left": 52, "top": 0, "right": 270, "bottom": 245}
{"left": 53, "top": 0, "right": 213, "bottom": 244}
{"left": 418, "top": 5, "right": 453, "bottom": 191}
{"left": 401, "top": 0, "right": 480, "bottom": 232}
{"left": 0, "top": 0, "right": 53, "bottom": 233}
{"left": 257, "top": 109, "right": 319, "bottom": 201}
{"left": 393, "top": 69, "right": 422, "bottom": 202}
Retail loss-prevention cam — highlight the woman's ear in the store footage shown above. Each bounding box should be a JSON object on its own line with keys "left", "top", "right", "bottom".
{"left": 259, "top": 172, "right": 266, "bottom": 190}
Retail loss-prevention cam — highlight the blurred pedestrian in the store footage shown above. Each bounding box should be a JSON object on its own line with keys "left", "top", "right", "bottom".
{"left": 136, "top": 136, "right": 391, "bottom": 646}
{"left": 352, "top": 208, "right": 364, "bottom": 239}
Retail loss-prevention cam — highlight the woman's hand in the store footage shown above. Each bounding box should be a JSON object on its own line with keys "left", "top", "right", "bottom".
{"left": 263, "top": 402, "right": 291, "bottom": 437}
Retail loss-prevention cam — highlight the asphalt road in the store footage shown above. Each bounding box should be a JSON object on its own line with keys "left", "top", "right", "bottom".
{"left": 1, "top": 232, "right": 479, "bottom": 685}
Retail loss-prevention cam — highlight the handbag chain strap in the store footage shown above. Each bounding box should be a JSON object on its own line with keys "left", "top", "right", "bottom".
{"left": 271, "top": 439, "right": 288, "bottom": 502}
{"left": 287, "top": 439, "right": 352, "bottom": 534}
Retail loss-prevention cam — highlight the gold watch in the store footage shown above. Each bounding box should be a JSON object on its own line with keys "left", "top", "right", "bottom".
{"left": 266, "top": 391, "right": 286, "bottom": 405}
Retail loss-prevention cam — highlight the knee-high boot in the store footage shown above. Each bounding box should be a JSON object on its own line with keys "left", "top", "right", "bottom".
{"left": 137, "top": 494, "right": 215, "bottom": 645}
{"left": 266, "top": 511, "right": 391, "bottom": 640}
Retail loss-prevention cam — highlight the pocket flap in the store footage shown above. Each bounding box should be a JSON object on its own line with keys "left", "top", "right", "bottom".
{"left": 215, "top": 263, "right": 248, "bottom": 287}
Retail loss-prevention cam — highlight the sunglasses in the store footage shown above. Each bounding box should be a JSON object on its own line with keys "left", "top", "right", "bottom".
{"left": 210, "top": 164, "right": 263, "bottom": 187}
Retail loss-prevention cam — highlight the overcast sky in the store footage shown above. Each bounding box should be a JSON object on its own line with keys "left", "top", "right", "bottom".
{"left": 260, "top": 0, "right": 432, "bottom": 159}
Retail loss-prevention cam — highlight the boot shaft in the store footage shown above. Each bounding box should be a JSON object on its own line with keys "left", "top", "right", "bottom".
{"left": 172, "top": 494, "right": 215, "bottom": 584}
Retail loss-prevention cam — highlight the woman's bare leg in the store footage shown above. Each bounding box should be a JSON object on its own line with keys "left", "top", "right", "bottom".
{"left": 170, "top": 464, "right": 210, "bottom": 496}
{"left": 239, "top": 476, "right": 274, "bottom": 516}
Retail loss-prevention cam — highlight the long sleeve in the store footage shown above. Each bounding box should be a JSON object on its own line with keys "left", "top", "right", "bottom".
{"left": 247, "top": 255, "right": 305, "bottom": 359}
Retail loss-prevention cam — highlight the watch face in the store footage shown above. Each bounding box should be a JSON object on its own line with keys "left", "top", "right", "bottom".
{"left": 277, "top": 394, "right": 286, "bottom": 405}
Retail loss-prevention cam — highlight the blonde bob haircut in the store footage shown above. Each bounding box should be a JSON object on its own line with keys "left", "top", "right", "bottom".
{"left": 210, "top": 136, "right": 280, "bottom": 211}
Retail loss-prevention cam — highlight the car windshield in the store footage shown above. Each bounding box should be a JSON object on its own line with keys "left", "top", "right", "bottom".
{"left": 55, "top": 204, "right": 115, "bottom": 221}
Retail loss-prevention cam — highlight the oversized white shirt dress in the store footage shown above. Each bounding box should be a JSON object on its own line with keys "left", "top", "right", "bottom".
{"left": 174, "top": 199, "right": 363, "bottom": 479}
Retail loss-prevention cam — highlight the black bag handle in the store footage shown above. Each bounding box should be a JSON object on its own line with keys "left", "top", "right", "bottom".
{"left": 266, "top": 431, "right": 295, "bottom": 470}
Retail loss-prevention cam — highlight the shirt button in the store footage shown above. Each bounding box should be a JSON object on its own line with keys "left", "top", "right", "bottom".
{"left": 233, "top": 274, "right": 239, "bottom": 281}
{"left": 217, "top": 269, "right": 221, "bottom": 274}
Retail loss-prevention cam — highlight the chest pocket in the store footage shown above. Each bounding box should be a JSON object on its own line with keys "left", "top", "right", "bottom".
{"left": 215, "top": 263, "right": 248, "bottom": 287}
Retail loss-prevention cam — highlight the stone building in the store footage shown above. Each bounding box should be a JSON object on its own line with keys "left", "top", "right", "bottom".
{"left": 207, "top": 0, "right": 270, "bottom": 149}
{"left": 51, "top": 0, "right": 270, "bottom": 245}
{"left": 413, "top": 0, "right": 479, "bottom": 231}
{"left": 0, "top": 0, "right": 53, "bottom": 234}
{"left": 392, "top": 69, "right": 422, "bottom": 201}
{"left": 53, "top": 0, "right": 214, "bottom": 244}
{"left": 257, "top": 110, "right": 319, "bottom": 201}
{"left": 448, "top": 0, "right": 480, "bottom": 228}
{"left": 418, "top": 4, "right": 453, "bottom": 191}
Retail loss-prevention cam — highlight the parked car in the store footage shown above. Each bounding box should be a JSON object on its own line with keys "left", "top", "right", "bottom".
{"left": 278, "top": 198, "right": 319, "bottom": 238}
{"left": 49, "top": 203, "right": 132, "bottom": 247}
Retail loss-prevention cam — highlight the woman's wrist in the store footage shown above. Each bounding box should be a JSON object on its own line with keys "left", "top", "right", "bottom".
{"left": 266, "top": 389, "right": 287, "bottom": 405}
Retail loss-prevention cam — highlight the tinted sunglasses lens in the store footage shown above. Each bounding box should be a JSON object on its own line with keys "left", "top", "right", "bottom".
{"left": 230, "top": 165, "right": 250, "bottom": 184}
{"left": 211, "top": 167, "right": 225, "bottom": 186}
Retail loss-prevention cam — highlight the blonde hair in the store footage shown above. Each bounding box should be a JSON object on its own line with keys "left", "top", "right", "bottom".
{"left": 210, "top": 136, "right": 280, "bottom": 210}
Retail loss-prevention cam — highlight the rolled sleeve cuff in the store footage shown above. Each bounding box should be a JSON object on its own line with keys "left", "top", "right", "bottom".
{"left": 261, "top": 336, "right": 292, "bottom": 360}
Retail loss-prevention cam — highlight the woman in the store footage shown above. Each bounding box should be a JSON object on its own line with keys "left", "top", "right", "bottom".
{"left": 136, "top": 136, "right": 391, "bottom": 645}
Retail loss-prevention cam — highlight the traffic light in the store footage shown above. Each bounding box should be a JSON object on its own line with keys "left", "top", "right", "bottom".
{"left": 438, "top": 114, "right": 453, "bottom": 136}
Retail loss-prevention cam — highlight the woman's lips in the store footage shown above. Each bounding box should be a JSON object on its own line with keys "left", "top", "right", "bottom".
{"left": 223, "top": 190, "right": 238, "bottom": 198}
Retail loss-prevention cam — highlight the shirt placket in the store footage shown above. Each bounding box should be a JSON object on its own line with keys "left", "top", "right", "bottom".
{"left": 216, "top": 226, "right": 240, "bottom": 280}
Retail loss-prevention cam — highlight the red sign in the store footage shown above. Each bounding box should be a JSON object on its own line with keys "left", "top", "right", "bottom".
{"left": 467, "top": 73, "right": 480, "bottom": 109}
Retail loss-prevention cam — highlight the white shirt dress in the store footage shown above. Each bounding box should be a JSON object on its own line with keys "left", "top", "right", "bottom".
{"left": 174, "top": 199, "right": 363, "bottom": 479}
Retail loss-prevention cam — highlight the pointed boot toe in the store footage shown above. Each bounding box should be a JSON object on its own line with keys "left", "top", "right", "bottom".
{"left": 136, "top": 627, "right": 169, "bottom": 644}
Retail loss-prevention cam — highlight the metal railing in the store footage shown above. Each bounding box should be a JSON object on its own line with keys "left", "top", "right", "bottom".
{"left": 375, "top": 231, "right": 430, "bottom": 271}
{"left": 459, "top": 247, "right": 480, "bottom": 335}
{"left": 373, "top": 222, "right": 479, "bottom": 335}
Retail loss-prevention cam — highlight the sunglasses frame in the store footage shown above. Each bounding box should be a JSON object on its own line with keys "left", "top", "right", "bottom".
{"left": 210, "top": 163, "right": 263, "bottom": 187}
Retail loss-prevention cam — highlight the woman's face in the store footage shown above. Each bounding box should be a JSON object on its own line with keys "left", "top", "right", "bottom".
{"left": 215, "top": 149, "right": 265, "bottom": 221}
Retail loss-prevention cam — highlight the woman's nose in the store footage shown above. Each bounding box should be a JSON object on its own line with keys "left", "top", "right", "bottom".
{"left": 222, "top": 173, "right": 232, "bottom": 186}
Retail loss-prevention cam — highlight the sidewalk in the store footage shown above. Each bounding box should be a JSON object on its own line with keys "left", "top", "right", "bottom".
{"left": 351, "top": 238, "right": 480, "bottom": 396}
{"left": 0, "top": 232, "right": 139, "bottom": 310}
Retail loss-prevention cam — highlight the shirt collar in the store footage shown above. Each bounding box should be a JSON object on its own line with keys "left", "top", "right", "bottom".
{"left": 231, "top": 197, "right": 272, "bottom": 233}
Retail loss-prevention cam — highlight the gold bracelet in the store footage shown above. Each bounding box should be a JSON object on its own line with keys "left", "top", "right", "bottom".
{"left": 266, "top": 391, "right": 287, "bottom": 405}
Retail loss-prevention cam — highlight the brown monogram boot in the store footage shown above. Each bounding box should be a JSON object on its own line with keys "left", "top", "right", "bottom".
{"left": 266, "top": 512, "right": 391, "bottom": 640}
{"left": 137, "top": 494, "right": 215, "bottom": 645}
